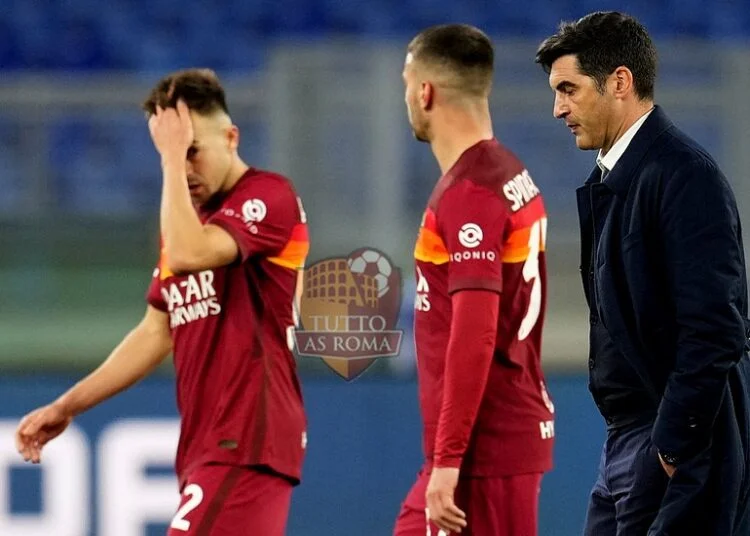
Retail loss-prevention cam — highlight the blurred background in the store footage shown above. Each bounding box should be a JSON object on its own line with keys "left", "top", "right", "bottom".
{"left": 1, "top": 1, "right": 750, "bottom": 535}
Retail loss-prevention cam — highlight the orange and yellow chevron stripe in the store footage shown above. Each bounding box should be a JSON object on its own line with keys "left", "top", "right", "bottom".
{"left": 414, "top": 209, "right": 450, "bottom": 265}
{"left": 269, "top": 223, "right": 310, "bottom": 270}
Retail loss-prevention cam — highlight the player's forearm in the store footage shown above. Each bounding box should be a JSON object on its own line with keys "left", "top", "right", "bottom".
{"left": 54, "top": 320, "right": 172, "bottom": 417}
{"left": 160, "top": 157, "right": 209, "bottom": 272}
{"left": 434, "top": 290, "right": 499, "bottom": 468}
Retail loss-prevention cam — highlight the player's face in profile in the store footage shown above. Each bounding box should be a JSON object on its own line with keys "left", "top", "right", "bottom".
{"left": 185, "top": 112, "right": 235, "bottom": 205}
{"left": 548, "top": 54, "right": 612, "bottom": 151}
{"left": 403, "top": 54, "right": 430, "bottom": 143}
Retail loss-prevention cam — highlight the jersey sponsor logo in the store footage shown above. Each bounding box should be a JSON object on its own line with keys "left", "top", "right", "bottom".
{"left": 160, "top": 270, "right": 222, "bottom": 329}
{"left": 450, "top": 250, "right": 497, "bottom": 263}
{"left": 457, "top": 223, "right": 483, "bottom": 248}
{"left": 503, "top": 169, "right": 540, "bottom": 212}
{"left": 294, "top": 247, "right": 403, "bottom": 381}
{"left": 414, "top": 265, "right": 430, "bottom": 312}
{"left": 241, "top": 199, "right": 267, "bottom": 223}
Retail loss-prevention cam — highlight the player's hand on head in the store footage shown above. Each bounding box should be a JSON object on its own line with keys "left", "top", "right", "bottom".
{"left": 15, "top": 404, "right": 73, "bottom": 464}
{"left": 426, "top": 467, "right": 467, "bottom": 534}
{"left": 148, "top": 99, "right": 194, "bottom": 161}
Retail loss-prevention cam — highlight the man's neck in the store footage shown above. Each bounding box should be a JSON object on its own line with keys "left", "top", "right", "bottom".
{"left": 221, "top": 159, "right": 250, "bottom": 194}
{"left": 601, "top": 101, "right": 654, "bottom": 156}
{"left": 431, "top": 107, "right": 493, "bottom": 175}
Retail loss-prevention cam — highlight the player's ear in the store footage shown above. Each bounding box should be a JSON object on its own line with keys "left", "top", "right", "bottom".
{"left": 227, "top": 125, "right": 240, "bottom": 151}
{"left": 420, "top": 81, "right": 434, "bottom": 111}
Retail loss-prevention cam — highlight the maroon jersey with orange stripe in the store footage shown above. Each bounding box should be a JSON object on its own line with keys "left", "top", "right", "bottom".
{"left": 413, "top": 139, "right": 554, "bottom": 476}
{"left": 147, "top": 168, "right": 310, "bottom": 487}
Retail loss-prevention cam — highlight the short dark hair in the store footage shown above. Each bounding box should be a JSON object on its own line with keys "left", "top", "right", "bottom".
{"left": 408, "top": 24, "right": 494, "bottom": 96}
{"left": 142, "top": 68, "right": 229, "bottom": 116}
{"left": 535, "top": 12, "right": 657, "bottom": 100}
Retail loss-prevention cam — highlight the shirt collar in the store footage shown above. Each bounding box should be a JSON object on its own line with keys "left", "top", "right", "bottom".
{"left": 596, "top": 109, "right": 654, "bottom": 179}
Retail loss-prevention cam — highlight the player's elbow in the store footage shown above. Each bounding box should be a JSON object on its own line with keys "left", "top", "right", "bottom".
{"left": 164, "top": 247, "right": 208, "bottom": 275}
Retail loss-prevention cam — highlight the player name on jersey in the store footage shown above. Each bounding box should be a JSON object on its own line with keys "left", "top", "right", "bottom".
{"left": 503, "top": 169, "right": 540, "bottom": 212}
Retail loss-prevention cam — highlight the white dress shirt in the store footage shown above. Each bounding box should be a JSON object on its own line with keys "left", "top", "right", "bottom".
{"left": 596, "top": 109, "right": 654, "bottom": 180}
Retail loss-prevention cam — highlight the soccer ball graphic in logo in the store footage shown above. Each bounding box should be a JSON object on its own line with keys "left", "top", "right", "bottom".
{"left": 296, "top": 247, "right": 403, "bottom": 380}
{"left": 348, "top": 249, "right": 392, "bottom": 298}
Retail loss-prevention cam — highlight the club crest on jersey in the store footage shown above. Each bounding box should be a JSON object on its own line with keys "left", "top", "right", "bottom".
{"left": 294, "top": 247, "right": 403, "bottom": 381}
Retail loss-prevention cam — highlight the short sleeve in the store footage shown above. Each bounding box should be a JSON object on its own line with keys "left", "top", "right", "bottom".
{"left": 146, "top": 264, "right": 168, "bottom": 312}
{"left": 208, "top": 176, "right": 300, "bottom": 263}
{"left": 438, "top": 181, "right": 509, "bottom": 294}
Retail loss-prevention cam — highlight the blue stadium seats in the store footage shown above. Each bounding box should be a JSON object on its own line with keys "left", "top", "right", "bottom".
{"left": 0, "top": 117, "right": 26, "bottom": 212}
{"left": 49, "top": 116, "right": 161, "bottom": 215}
{"left": 3, "top": 0, "right": 749, "bottom": 71}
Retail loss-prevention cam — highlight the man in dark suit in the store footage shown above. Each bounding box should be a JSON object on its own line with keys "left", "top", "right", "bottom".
{"left": 535, "top": 11, "right": 750, "bottom": 535}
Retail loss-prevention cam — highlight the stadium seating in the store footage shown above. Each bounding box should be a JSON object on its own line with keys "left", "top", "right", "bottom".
{"left": 1, "top": 0, "right": 748, "bottom": 71}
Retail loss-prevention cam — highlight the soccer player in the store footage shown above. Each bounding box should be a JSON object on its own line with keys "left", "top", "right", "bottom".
{"left": 15, "top": 69, "right": 310, "bottom": 535}
{"left": 395, "top": 25, "right": 555, "bottom": 536}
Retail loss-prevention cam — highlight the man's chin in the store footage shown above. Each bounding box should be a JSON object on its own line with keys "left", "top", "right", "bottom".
{"left": 190, "top": 192, "right": 209, "bottom": 206}
{"left": 575, "top": 136, "right": 597, "bottom": 151}
{"left": 412, "top": 130, "right": 429, "bottom": 143}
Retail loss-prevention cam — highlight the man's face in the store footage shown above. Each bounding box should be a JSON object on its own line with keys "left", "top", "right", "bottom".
{"left": 403, "top": 53, "right": 430, "bottom": 143}
{"left": 548, "top": 54, "right": 613, "bottom": 151}
{"left": 184, "top": 111, "right": 236, "bottom": 206}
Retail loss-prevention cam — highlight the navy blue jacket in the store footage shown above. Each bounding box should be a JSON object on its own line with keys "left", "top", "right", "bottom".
{"left": 577, "top": 106, "right": 750, "bottom": 534}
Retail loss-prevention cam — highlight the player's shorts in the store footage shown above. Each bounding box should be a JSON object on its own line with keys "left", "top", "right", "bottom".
{"left": 393, "top": 469, "right": 543, "bottom": 536}
{"left": 167, "top": 464, "right": 293, "bottom": 536}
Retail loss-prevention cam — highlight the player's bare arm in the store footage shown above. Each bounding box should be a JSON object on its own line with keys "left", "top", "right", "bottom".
{"left": 15, "top": 305, "right": 172, "bottom": 464}
{"left": 149, "top": 100, "right": 240, "bottom": 274}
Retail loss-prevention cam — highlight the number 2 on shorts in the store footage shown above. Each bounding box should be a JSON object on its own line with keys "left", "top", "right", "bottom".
{"left": 170, "top": 484, "right": 204, "bottom": 531}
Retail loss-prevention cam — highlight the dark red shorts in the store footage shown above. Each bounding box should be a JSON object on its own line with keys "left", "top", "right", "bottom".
{"left": 393, "top": 470, "right": 543, "bottom": 536}
{"left": 166, "top": 465, "right": 293, "bottom": 536}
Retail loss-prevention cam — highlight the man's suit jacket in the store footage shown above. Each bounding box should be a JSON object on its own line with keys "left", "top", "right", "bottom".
{"left": 576, "top": 105, "right": 750, "bottom": 535}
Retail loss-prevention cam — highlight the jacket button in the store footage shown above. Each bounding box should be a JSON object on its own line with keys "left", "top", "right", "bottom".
{"left": 588, "top": 358, "right": 595, "bottom": 370}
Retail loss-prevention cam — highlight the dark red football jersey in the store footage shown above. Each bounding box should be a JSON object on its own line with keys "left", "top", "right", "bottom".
{"left": 147, "top": 168, "right": 310, "bottom": 487}
{"left": 413, "top": 139, "right": 554, "bottom": 476}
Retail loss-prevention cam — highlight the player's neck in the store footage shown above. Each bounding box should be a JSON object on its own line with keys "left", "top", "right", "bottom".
{"left": 220, "top": 159, "right": 250, "bottom": 194}
{"left": 431, "top": 111, "right": 493, "bottom": 175}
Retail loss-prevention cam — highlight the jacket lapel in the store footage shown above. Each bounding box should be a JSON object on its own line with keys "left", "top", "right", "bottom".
{"left": 602, "top": 105, "right": 674, "bottom": 196}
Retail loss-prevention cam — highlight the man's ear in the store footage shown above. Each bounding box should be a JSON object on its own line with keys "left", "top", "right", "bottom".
{"left": 421, "top": 81, "right": 435, "bottom": 111}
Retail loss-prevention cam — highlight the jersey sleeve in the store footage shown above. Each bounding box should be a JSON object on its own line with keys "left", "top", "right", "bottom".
{"left": 207, "top": 176, "right": 303, "bottom": 264}
{"left": 146, "top": 264, "right": 168, "bottom": 312}
{"left": 437, "top": 180, "right": 509, "bottom": 295}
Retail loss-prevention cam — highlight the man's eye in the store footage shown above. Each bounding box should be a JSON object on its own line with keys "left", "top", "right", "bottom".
{"left": 187, "top": 147, "right": 198, "bottom": 159}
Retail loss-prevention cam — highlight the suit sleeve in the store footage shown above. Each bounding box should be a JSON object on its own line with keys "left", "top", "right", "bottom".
{"left": 438, "top": 181, "right": 509, "bottom": 294}
{"left": 208, "top": 178, "right": 300, "bottom": 263}
{"left": 652, "top": 159, "right": 748, "bottom": 460}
